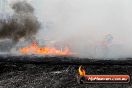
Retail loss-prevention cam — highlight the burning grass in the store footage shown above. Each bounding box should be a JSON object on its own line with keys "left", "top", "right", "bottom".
{"left": 19, "top": 41, "right": 71, "bottom": 56}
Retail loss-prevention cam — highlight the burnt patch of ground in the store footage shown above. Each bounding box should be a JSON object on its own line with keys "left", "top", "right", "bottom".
{"left": 0, "top": 62, "right": 131, "bottom": 88}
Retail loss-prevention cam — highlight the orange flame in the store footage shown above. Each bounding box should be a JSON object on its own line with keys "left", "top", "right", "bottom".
{"left": 19, "top": 41, "right": 71, "bottom": 55}
{"left": 78, "top": 65, "right": 86, "bottom": 76}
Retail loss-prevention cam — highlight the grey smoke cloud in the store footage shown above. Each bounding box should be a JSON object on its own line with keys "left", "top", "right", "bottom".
{"left": 12, "top": 1, "right": 34, "bottom": 13}
{"left": 0, "top": 1, "right": 40, "bottom": 42}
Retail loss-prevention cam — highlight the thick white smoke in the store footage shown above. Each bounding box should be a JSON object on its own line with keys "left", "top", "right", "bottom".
{"left": 8, "top": 0, "right": 132, "bottom": 59}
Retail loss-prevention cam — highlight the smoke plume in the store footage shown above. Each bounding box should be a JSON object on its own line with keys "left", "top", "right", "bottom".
{"left": 0, "top": 1, "right": 40, "bottom": 42}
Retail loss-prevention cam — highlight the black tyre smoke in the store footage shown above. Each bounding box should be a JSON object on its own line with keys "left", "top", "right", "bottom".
{"left": 0, "top": 1, "right": 40, "bottom": 43}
